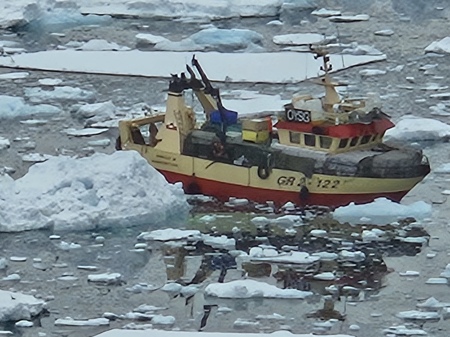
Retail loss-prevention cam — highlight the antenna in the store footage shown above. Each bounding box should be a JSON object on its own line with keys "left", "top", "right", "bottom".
{"left": 335, "top": 24, "right": 345, "bottom": 68}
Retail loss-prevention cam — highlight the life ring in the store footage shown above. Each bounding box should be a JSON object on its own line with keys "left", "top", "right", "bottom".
{"left": 257, "top": 164, "right": 271, "bottom": 179}
{"left": 299, "top": 186, "right": 309, "bottom": 201}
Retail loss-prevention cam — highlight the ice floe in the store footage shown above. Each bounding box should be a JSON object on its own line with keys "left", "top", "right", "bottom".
{"left": 205, "top": 279, "right": 313, "bottom": 299}
{"left": 0, "top": 151, "right": 189, "bottom": 232}
{"left": 0, "top": 290, "right": 46, "bottom": 322}
{"left": 0, "top": 95, "right": 61, "bottom": 119}
{"left": 385, "top": 115, "right": 450, "bottom": 142}
{"left": 333, "top": 198, "right": 432, "bottom": 225}
{"left": 0, "top": 51, "right": 386, "bottom": 84}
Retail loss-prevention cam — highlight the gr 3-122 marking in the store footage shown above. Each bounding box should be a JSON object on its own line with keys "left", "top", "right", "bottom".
{"left": 277, "top": 176, "right": 341, "bottom": 189}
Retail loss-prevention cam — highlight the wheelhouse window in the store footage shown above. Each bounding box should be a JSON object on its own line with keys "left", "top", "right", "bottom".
{"left": 339, "top": 138, "right": 348, "bottom": 148}
{"left": 320, "top": 136, "right": 332, "bottom": 149}
{"left": 289, "top": 131, "right": 301, "bottom": 144}
{"left": 360, "top": 135, "right": 371, "bottom": 145}
{"left": 350, "top": 137, "right": 359, "bottom": 147}
{"left": 304, "top": 134, "right": 315, "bottom": 147}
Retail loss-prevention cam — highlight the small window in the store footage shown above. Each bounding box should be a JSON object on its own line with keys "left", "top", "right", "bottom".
{"left": 350, "top": 137, "right": 359, "bottom": 147}
{"left": 289, "top": 131, "right": 300, "bottom": 144}
{"left": 360, "top": 135, "right": 371, "bottom": 145}
{"left": 304, "top": 134, "right": 316, "bottom": 147}
{"left": 339, "top": 138, "right": 348, "bottom": 148}
{"left": 320, "top": 136, "right": 332, "bottom": 149}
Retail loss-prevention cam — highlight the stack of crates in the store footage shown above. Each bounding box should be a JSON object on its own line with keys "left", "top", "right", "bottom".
{"left": 241, "top": 118, "right": 271, "bottom": 143}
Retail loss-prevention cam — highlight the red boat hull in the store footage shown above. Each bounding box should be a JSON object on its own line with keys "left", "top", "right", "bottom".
{"left": 160, "top": 170, "right": 409, "bottom": 208}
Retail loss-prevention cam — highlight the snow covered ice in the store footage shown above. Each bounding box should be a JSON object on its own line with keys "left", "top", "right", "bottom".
{"left": 0, "top": 151, "right": 189, "bottom": 232}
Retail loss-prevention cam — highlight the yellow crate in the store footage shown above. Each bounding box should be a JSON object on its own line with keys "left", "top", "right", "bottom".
{"left": 242, "top": 118, "right": 270, "bottom": 131}
{"left": 242, "top": 130, "right": 270, "bottom": 143}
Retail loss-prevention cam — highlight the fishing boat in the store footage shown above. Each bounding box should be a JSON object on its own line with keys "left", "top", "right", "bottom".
{"left": 116, "top": 50, "right": 430, "bottom": 208}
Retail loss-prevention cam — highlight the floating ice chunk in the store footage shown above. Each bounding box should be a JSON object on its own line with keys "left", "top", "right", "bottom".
{"left": 374, "top": 29, "right": 394, "bottom": 36}
{"left": 0, "top": 290, "right": 46, "bottom": 322}
{"left": 38, "top": 78, "right": 63, "bottom": 86}
{"left": 255, "top": 313, "right": 285, "bottom": 321}
{"left": 311, "top": 252, "right": 338, "bottom": 261}
{"left": 273, "top": 33, "right": 335, "bottom": 46}
{"left": 63, "top": 128, "right": 109, "bottom": 137}
{"left": 2, "top": 274, "right": 20, "bottom": 281}
{"left": 151, "top": 315, "right": 175, "bottom": 326}
{"left": 250, "top": 216, "right": 270, "bottom": 227}
{"left": 15, "top": 320, "right": 33, "bottom": 327}
{"left": 87, "top": 139, "right": 111, "bottom": 147}
{"left": 329, "top": 14, "right": 370, "bottom": 22}
{"left": 271, "top": 214, "right": 303, "bottom": 227}
{"left": 333, "top": 198, "right": 432, "bottom": 225}
{"left": 0, "top": 258, "right": 7, "bottom": 270}
{"left": 0, "top": 72, "right": 29, "bottom": 80}
{"left": 55, "top": 317, "right": 110, "bottom": 326}
{"left": 25, "top": 86, "right": 96, "bottom": 103}
{"left": 425, "top": 36, "right": 450, "bottom": 54}
{"left": 251, "top": 251, "right": 320, "bottom": 264}
{"left": 77, "top": 39, "right": 130, "bottom": 51}
{"left": 205, "top": 279, "right": 312, "bottom": 299}
{"left": 311, "top": 8, "right": 341, "bottom": 17}
{"left": 399, "top": 271, "right": 420, "bottom": 277}
{"left": 1, "top": 151, "right": 188, "bottom": 232}
{"left": 137, "top": 229, "right": 200, "bottom": 241}
{"left": 249, "top": 246, "right": 278, "bottom": 257}
{"left": 136, "top": 33, "right": 169, "bottom": 45}
{"left": 234, "top": 318, "right": 260, "bottom": 329}
{"left": 396, "top": 310, "right": 440, "bottom": 321}
{"left": 313, "top": 272, "right": 335, "bottom": 280}
{"left": 189, "top": 28, "right": 263, "bottom": 51}
{"left": 21, "top": 153, "right": 53, "bottom": 163}
{"left": 310, "top": 229, "right": 327, "bottom": 237}
{"left": 199, "top": 215, "right": 217, "bottom": 223}
{"left": 383, "top": 325, "right": 427, "bottom": 335}
{"left": 0, "top": 95, "right": 61, "bottom": 118}
{"left": 88, "top": 273, "right": 122, "bottom": 285}
{"left": 359, "top": 69, "right": 386, "bottom": 77}
{"left": 0, "top": 136, "right": 10, "bottom": 149}
{"left": 426, "top": 277, "right": 448, "bottom": 285}
{"left": 202, "top": 234, "right": 235, "bottom": 250}
{"left": 75, "top": 101, "right": 116, "bottom": 120}
{"left": 339, "top": 250, "right": 365, "bottom": 262}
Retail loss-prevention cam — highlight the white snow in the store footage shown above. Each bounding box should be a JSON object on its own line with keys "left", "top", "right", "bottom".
{"left": 0, "top": 151, "right": 189, "bottom": 232}
{"left": 333, "top": 198, "right": 432, "bottom": 225}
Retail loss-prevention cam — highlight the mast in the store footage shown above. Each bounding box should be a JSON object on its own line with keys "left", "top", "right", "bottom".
{"left": 312, "top": 47, "right": 341, "bottom": 112}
